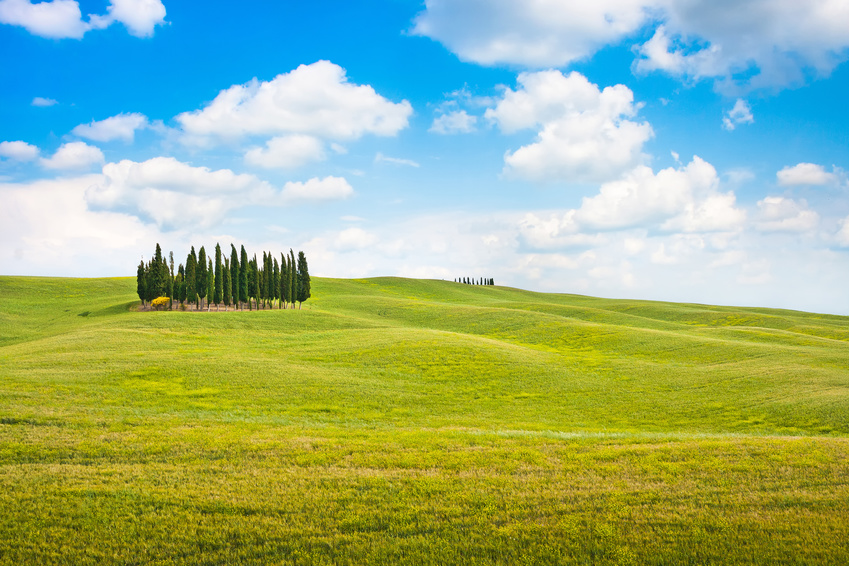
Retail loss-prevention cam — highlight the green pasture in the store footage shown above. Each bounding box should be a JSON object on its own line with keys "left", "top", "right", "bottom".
{"left": 0, "top": 275, "right": 847, "bottom": 564}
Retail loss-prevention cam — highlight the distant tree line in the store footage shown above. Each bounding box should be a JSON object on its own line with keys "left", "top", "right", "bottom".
{"left": 137, "top": 243, "right": 310, "bottom": 311}
{"left": 455, "top": 277, "right": 494, "bottom": 286}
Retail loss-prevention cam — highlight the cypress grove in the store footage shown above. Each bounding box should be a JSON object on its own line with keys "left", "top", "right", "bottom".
{"left": 135, "top": 243, "right": 311, "bottom": 312}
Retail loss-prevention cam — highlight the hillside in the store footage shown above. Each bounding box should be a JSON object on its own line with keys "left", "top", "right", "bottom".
{"left": 1, "top": 276, "right": 847, "bottom": 564}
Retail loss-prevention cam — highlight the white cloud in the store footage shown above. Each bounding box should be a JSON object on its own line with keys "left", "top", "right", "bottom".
{"left": 89, "top": 0, "right": 167, "bottom": 38}
{"left": 176, "top": 61, "right": 413, "bottom": 144}
{"left": 413, "top": 1, "right": 849, "bottom": 91}
{"left": 635, "top": 1, "right": 849, "bottom": 91}
{"left": 513, "top": 157, "right": 745, "bottom": 252}
{"left": 411, "top": 0, "right": 652, "bottom": 67}
{"left": 0, "top": 140, "right": 40, "bottom": 161}
{"left": 32, "top": 96, "right": 58, "bottom": 107}
{"left": 662, "top": 193, "right": 747, "bottom": 233}
{"left": 40, "top": 141, "right": 104, "bottom": 170}
{"left": 430, "top": 110, "right": 477, "bottom": 134}
{"left": 722, "top": 99, "right": 754, "bottom": 131}
{"left": 86, "top": 157, "right": 278, "bottom": 230}
{"left": 777, "top": 163, "right": 840, "bottom": 186}
{"left": 374, "top": 152, "right": 420, "bottom": 168}
{"left": 0, "top": 0, "right": 88, "bottom": 38}
{"left": 0, "top": 175, "right": 155, "bottom": 276}
{"left": 486, "top": 70, "right": 652, "bottom": 183}
{"left": 72, "top": 112, "right": 148, "bottom": 142}
{"left": 244, "top": 135, "right": 327, "bottom": 169}
{"left": 579, "top": 157, "right": 743, "bottom": 232}
{"left": 279, "top": 176, "right": 354, "bottom": 204}
{"left": 0, "top": 0, "right": 165, "bottom": 39}
{"left": 755, "top": 196, "right": 820, "bottom": 233}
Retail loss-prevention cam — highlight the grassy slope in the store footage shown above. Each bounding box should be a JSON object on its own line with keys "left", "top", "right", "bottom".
{"left": 0, "top": 275, "right": 847, "bottom": 564}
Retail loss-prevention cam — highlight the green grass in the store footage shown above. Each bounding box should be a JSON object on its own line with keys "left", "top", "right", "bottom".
{"left": 1, "top": 275, "right": 847, "bottom": 564}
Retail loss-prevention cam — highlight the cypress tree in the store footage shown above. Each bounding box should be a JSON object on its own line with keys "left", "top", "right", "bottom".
{"left": 272, "top": 257, "right": 280, "bottom": 308}
{"left": 257, "top": 254, "right": 265, "bottom": 309}
{"left": 280, "top": 253, "right": 289, "bottom": 309}
{"left": 152, "top": 244, "right": 165, "bottom": 298}
{"left": 239, "top": 245, "right": 248, "bottom": 311}
{"left": 186, "top": 247, "right": 198, "bottom": 309}
{"left": 263, "top": 252, "right": 272, "bottom": 309}
{"left": 136, "top": 259, "right": 147, "bottom": 307}
{"left": 289, "top": 249, "right": 296, "bottom": 309}
{"left": 230, "top": 245, "right": 239, "bottom": 311}
{"left": 197, "top": 246, "right": 208, "bottom": 310}
{"left": 167, "top": 252, "right": 174, "bottom": 308}
{"left": 177, "top": 264, "right": 186, "bottom": 306}
{"left": 214, "top": 243, "right": 223, "bottom": 310}
{"left": 223, "top": 258, "right": 231, "bottom": 309}
{"left": 297, "top": 251, "right": 311, "bottom": 309}
{"left": 249, "top": 255, "right": 259, "bottom": 310}
{"left": 145, "top": 261, "right": 156, "bottom": 304}
{"left": 206, "top": 258, "right": 214, "bottom": 311}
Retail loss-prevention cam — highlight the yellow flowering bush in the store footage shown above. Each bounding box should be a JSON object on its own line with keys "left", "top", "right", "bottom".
{"left": 151, "top": 296, "right": 170, "bottom": 311}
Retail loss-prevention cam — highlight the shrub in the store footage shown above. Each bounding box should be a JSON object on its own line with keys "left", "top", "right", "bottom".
{"left": 151, "top": 296, "right": 170, "bottom": 311}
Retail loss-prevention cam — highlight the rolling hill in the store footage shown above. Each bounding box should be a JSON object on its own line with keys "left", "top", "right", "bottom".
{"left": 1, "top": 276, "right": 847, "bottom": 564}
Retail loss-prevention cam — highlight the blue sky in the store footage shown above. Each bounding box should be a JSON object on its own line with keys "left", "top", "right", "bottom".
{"left": 2, "top": 0, "right": 849, "bottom": 314}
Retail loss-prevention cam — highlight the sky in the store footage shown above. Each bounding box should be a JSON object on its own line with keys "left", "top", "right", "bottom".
{"left": 1, "top": 0, "right": 849, "bottom": 314}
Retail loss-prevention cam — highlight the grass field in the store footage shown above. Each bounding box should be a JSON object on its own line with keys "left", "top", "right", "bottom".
{"left": 1, "top": 275, "right": 847, "bottom": 564}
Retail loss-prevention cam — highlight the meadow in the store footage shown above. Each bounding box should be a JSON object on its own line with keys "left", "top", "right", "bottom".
{"left": 0, "top": 275, "right": 847, "bottom": 564}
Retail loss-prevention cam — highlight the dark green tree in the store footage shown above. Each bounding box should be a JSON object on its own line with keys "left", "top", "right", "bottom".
{"left": 214, "top": 243, "right": 223, "bottom": 310}
{"left": 290, "top": 249, "right": 297, "bottom": 308}
{"left": 272, "top": 257, "right": 280, "bottom": 308}
{"left": 248, "top": 255, "right": 258, "bottom": 310}
{"left": 280, "top": 252, "right": 289, "bottom": 309}
{"left": 297, "top": 251, "right": 311, "bottom": 308}
{"left": 230, "top": 245, "right": 239, "bottom": 311}
{"left": 239, "top": 245, "right": 249, "bottom": 310}
{"left": 152, "top": 244, "right": 166, "bottom": 298}
{"left": 186, "top": 247, "right": 198, "bottom": 309}
{"left": 197, "top": 246, "right": 208, "bottom": 310}
{"left": 223, "top": 258, "right": 232, "bottom": 308}
{"left": 168, "top": 251, "right": 175, "bottom": 309}
{"left": 136, "top": 259, "right": 147, "bottom": 307}
{"left": 176, "top": 264, "right": 186, "bottom": 306}
{"left": 206, "top": 258, "right": 214, "bottom": 311}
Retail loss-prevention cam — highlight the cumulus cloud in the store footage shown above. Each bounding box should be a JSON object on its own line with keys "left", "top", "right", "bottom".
{"left": 84, "top": 157, "right": 355, "bottom": 230}
{"left": 244, "top": 135, "right": 327, "bottom": 169}
{"left": 176, "top": 61, "right": 412, "bottom": 144}
{"left": 279, "top": 176, "right": 354, "bottom": 204}
{"left": 72, "top": 112, "right": 149, "bottom": 142}
{"left": 413, "top": 0, "right": 849, "bottom": 91}
{"left": 722, "top": 99, "right": 754, "bottom": 131}
{"left": 40, "top": 141, "right": 104, "bottom": 170}
{"left": 0, "top": 175, "right": 154, "bottom": 276}
{"left": 755, "top": 197, "right": 820, "bottom": 233}
{"left": 777, "top": 163, "right": 840, "bottom": 186}
{"left": 32, "top": 96, "right": 58, "bottom": 107}
{"left": 636, "top": 1, "right": 849, "bottom": 91}
{"left": 487, "top": 70, "right": 652, "bottom": 183}
{"left": 86, "top": 157, "right": 276, "bottom": 230}
{"left": 516, "top": 156, "right": 745, "bottom": 251}
{"left": 411, "top": 0, "right": 651, "bottom": 67}
{"left": 0, "top": 140, "right": 39, "bottom": 161}
{"left": 430, "top": 110, "right": 477, "bottom": 134}
{"left": 88, "top": 0, "right": 167, "bottom": 38}
{"left": 578, "top": 157, "right": 741, "bottom": 231}
{"left": 0, "top": 0, "right": 166, "bottom": 39}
